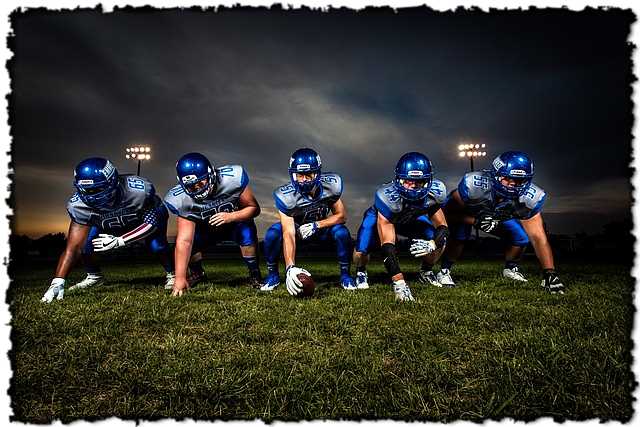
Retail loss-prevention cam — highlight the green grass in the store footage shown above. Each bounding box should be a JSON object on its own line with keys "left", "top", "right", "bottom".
{"left": 8, "top": 259, "right": 635, "bottom": 422}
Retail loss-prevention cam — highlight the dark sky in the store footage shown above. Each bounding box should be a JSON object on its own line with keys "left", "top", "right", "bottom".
{"left": 9, "top": 7, "right": 634, "bottom": 237}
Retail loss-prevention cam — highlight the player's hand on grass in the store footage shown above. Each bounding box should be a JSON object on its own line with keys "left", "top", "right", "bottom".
{"left": 475, "top": 215, "right": 500, "bottom": 233}
{"left": 171, "top": 277, "right": 189, "bottom": 297}
{"left": 41, "top": 278, "right": 65, "bottom": 303}
{"left": 92, "top": 234, "right": 126, "bottom": 252}
{"left": 409, "top": 239, "right": 436, "bottom": 257}
{"left": 209, "top": 212, "right": 235, "bottom": 227}
{"left": 542, "top": 269, "right": 566, "bottom": 294}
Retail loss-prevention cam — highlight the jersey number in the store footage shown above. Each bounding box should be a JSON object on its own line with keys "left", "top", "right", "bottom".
{"left": 472, "top": 176, "right": 490, "bottom": 189}
{"left": 101, "top": 213, "right": 139, "bottom": 230}
{"left": 201, "top": 201, "right": 236, "bottom": 219}
{"left": 127, "top": 177, "right": 145, "bottom": 190}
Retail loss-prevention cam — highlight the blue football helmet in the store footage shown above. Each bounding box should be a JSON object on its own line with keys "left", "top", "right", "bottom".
{"left": 176, "top": 152, "right": 216, "bottom": 201}
{"left": 491, "top": 151, "right": 534, "bottom": 198}
{"left": 73, "top": 158, "right": 119, "bottom": 209}
{"left": 288, "top": 148, "right": 322, "bottom": 195}
{"left": 394, "top": 152, "right": 433, "bottom": 201}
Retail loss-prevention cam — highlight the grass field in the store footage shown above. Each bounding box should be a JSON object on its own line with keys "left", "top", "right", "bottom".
{"left": 8, "top": 258, "right": 635, "bottom": 422}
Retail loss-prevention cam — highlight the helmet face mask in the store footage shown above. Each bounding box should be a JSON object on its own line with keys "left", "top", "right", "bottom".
{"left": 176, "top": 153, "right": 217, "bottom": 201}
{"left": 74, "top": 158, "right": 119, "bottom": 209}
{"left": 394, "top": 152, "right": 433, "bottom": 201}
{"left": 288, "top": 148, "right": 322, "bottom": 195}
{"left": 491, "top": 151, "right": 534, "bottom": 198}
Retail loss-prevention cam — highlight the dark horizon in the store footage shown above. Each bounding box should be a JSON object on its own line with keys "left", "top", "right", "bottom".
{"left": 9, "top": 7, "right": 634, "bottom": 238}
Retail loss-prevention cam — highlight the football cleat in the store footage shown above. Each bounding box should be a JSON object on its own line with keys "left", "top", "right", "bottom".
{"left": 435, "top": 269, "right": 456, "bottom": 288}
{"left": 502, "top": 266, "right": 528, "bottom": 282}
{"left": 393, "top": 280, "right": 415, "bottom": 302}
{"left": 355, "top": 271, "right": 369, "bottom": 289}
{"left": 418, "top": 270, "right": 440, "bottom": 287}
{"left": 187, "top": 270, "right": 206, "bottom": 288}
{"left": 164, "top": 272, "right": 176, "bottom": 290}
{"left": 259, "top": 272, "right": 281, "bottom": 291}
{"left": 68, "top": 273, "right": 104, "bottom": 291}
{"left": 340, "top": 274, "right": 357, "bottom": 291}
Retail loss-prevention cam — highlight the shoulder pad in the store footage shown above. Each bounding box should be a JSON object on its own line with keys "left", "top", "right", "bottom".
{"left": 429, "top": 179, "right": 447, "bottom": 204}
{"left": 374, "top": 182, "right": 402, "bottom": 218}
{"left": 320, "top": 172, "right": 343, "bottom": 198}
{"left": 273, "top": 183, "right": 298, "bottom": 212}
{"left": 458, "top": 172, "right": 491, "bottom": 202}
{"left": 163, "top": 185, "right": 188, "bottom": 216}
{"left": 66, "top": 193, "right": 92, "bottom": 225}
{"left": 216, "top": 164, "right": 248, "bottom": 195}
{"left": 520, "top": 183, "right": 546, "bottom": 211}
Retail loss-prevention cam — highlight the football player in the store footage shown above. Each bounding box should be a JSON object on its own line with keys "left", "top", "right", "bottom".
{"left": 436, "top": 151, "right": 565, "bottom": 294}
{"left": 41, "top": 158, "right": 174, "bottom": 303}
{"left": 164, "top": 152, "right": 261, "bottom": 296}
{"left": 260, "top": 148, "right": 355, "bottom": 294}
{"left": 352, "top": 152, "right": 450, "bottom": 302}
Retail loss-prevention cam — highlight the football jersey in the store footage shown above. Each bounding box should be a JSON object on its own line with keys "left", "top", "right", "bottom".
{"left": 273, "top": 172, "right": 343, "bottom": 225}
{"left": 67, "top": 175, "right": 161, "bottom": 232}
{"left": 456, "top": 171, "right": 546, "bottom": 220}
{"left": 164, "top": 164, "right": 248, "bottom": 223}
{"left": 373, "top": 179, "right": 447, "bottom": 225}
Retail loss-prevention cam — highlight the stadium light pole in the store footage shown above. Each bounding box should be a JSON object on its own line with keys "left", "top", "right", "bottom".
{"left": 125, "top": 145, "right": 152, "bottom": 175}
{"left": 458, "top": 143, "right": 487, "bottom": 241}
{"left": 457, "top": 143, "right": 487, "bottom": 171}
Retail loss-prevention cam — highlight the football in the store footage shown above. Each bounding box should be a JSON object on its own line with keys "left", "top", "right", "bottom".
{"left": 296, "top": 272, "right": 315, "bottom": 298}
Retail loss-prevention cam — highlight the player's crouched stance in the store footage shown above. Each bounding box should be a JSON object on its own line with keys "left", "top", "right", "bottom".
{"left": 437, "top": 151, "right": 565, "bottom": 294}
{"left": 260, "top": 148, "right": 355, "bottom": 295}
{"left": 42, "top": 158, "right": 175, "bottom": 303}
{"left": 164, "top": 153, "right": 262, "bottom": 297}
{"left": 353, "top": 152, "right": 450, "bottom": 302}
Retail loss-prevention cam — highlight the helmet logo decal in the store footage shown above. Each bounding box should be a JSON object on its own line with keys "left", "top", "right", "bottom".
{"left": 407, "top": 170, "right": 423, "bottom": 177}
{"left": 101, "top": 161, "right": 116, "bottom": 179}
{"left": 316, "top": 155, "right": 322, "bottom": 166}
{"left": 492, "top": 157, "right": 505, "bottom": 170}
{"left": 77, "top": 179, "right": 94, "bottom": 185}
{"left": 296, "top": 164, "right": 311, "bottom": 171}
{"left": 510, "top": 169, "right": 527, "bottom": 176}
{"left": 181, "top": 174, "right": 198, "bottom": 184}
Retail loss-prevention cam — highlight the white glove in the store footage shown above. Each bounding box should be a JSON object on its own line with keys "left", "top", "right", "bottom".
{"left": 41, "top": 278, "right": 65, "bottom": 303}
{"left": 92, "top": 234, "right": 126, "bottom": 252}
{"left": 285, "top": 266, "right": 311, "bottom": 296}
{"left": 409, "top": 239, "right": 436, "bottom": 257}
{"left": 476, "top": 216, "right": 500, "bottom": 233}
{"left": 298, "top": 222, "right": 318, "bottom": 240}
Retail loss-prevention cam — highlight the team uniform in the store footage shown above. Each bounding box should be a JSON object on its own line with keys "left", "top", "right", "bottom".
{"left": 355, "top": 179, "right": 447, "bottom": 254}
{"left": 448, "top": 170, "right": 546, "bottom": 247}
{"left": 67, "top": 174, "right": 172, "bottom": 273}
{"left": 164, "top": 164, "right": 258, "bottom": 253}
{"left": 263, "top": 172, "right": 352, "bottom": 277}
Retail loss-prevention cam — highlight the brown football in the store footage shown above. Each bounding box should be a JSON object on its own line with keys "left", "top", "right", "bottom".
{"left": 296, "top": 272, "right": 315, "bottom": 298}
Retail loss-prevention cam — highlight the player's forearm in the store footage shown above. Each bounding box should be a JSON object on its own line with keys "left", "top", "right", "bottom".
{"left": 530, "top": 235, "right": 555, "bottom": 270}
{"left": 282, "top": 231, "right": 297, "bottom": 267}
{"left": 316, "top": 212, "right": 345, "bottom": 229}
{"left": 53, "top": 246, "right": 82, "bottom": 278}
{"left": 120, "top": 223, "right": 157, "bottom": 245}
{"left": 231, "top": 205, "right": 260, "bottom": 222}
{"left": 174, "top": 239, "right": 193, "bottom": 280}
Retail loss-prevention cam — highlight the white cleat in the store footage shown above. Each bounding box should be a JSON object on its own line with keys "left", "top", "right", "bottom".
{"left": 418, "top": 270, "right": 440, "bottom": 287}
{"left": 68, "top": 274, "right": 104, "bottom": 291}
{"left": 355, "top": 271, "right": 369, "bottom": 289}
{"left": 435, "top": 269, "right": 456, "bottom": 288}
{"left": 503, "top": 266, "right": 528, "bottom": 282}
{"left": 164, "top": 272, "right": 176, "bottom": 290}
{"left": 393, "top": 281, "right": 415, "bottom": 302}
